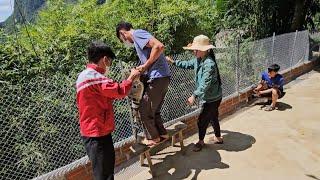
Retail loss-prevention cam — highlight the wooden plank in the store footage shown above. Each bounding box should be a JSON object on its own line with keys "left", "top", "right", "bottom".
{"left": 166, "top": 122, "right": 188, "bottom": 131}
{"left": 130, "top": 122, "right": 187, "bottom": 152}
{"left": 130, "top": 143, "right": 149, "bottom": 155}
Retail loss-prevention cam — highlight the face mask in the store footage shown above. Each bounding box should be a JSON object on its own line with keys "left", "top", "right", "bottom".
{"left": 103, "top": 58, "right": 110, "bottom": 75}
{"left": 105, "top": 66, "right": 110, "bottom": 75}
{"left": 124, "top": 40, "right": 134, "bottom": 48}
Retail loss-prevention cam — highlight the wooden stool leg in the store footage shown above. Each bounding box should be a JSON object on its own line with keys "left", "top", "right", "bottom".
{"left": 140, "top": 154, "right": 145, "bottom": 166}
{"left": 171, "top": 135, "right": 176, "bottom": 146}
{"left": 144, "top": 151, "right": 154, "bottom": 177}
{"left": 179, "top": 131, "right": 185, "bottom": 155}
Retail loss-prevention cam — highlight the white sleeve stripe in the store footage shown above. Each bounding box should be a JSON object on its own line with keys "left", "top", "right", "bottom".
{"left": 77, "top": 79, "right": 112, "bottom": 93}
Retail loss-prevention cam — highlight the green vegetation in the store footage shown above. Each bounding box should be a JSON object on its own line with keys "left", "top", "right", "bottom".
{"left": 1, "top": 0, "right": 319, "bottom": 83}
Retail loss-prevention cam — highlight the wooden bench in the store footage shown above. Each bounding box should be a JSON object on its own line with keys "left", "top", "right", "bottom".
{"left": 129, "top": 121, "right": 187, "bottom": 177}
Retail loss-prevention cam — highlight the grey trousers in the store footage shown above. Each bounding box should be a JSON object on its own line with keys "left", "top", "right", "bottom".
{"left": 139, "top": 76, "right": 170, "bottom": 139}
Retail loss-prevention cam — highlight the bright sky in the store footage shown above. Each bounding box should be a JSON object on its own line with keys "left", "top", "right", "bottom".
{"left": 0, "top": 0, "right": 14, "bottom": 22}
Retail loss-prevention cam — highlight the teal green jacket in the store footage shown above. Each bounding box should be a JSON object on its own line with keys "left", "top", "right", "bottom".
{"left": 174, "top": 56, "right": 222, "bottom": 103}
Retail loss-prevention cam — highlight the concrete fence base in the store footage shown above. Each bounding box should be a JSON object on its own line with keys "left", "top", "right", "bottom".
{"left": 35, "top": 58, "right": 320, "bottom": 180}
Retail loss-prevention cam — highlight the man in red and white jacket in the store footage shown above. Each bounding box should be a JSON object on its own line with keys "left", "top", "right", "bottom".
{"left": 76, "top": 41, "right": 140, "bottom": 180}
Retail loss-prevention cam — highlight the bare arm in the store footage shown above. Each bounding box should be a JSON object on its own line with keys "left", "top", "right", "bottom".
{"left": 137, "top": 37, "right": 164, "bottom": 72}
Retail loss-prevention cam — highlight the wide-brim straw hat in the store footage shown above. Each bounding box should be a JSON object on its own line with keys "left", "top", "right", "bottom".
{"left": 183, "top": 35, "right": 215, "bottom": 51}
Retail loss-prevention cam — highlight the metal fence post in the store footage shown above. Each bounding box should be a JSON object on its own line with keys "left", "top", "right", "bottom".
{"left": 117, "top": 60, "right": 137, "bottom": 142}
{"left": 304, "top": 30, "right": 309, "bottom": 64}
{"left": 236, "top": 36, "right": 240, "bottom": 97}
{"left": 290, "top": 30, "right": 298, "bottom": 70}
{"left": 271, "top": 32, "right": 275, "bottom": 64}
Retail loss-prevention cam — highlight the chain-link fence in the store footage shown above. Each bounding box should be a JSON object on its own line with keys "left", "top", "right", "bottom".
{"left": 310, "top": 32, "right": 320, "bottom": 42}
{"left": 310, "top": 32, "right": 320, "bottom": 53}
{"left": 0, "top": 30, "right": 311, "bottom": 180}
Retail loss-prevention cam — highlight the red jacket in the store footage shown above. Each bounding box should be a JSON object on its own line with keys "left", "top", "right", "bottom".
{"left": 76, "top": 64, "right": 132, "bottom": 137}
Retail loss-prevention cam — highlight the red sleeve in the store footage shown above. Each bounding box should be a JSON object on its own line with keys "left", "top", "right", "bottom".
{"left": 101, "top": 80, "right": 132, "bottom": 99}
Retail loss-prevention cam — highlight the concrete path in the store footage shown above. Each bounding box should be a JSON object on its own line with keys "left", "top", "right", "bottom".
{"left": 117, "top": 67, "right": 320, "bottom": 180}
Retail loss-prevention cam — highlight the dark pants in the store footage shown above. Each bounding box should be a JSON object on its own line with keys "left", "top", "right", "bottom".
{"left": 139, "top": 76, "right": 170, "bottom": 139}
{"left": 82, "top": 134, "right": 115, "bottom": 180}
{"left": 198, "top": 98, "right": 222, "bottom": 141}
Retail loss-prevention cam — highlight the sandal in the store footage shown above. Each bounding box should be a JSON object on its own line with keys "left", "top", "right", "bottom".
{"left": 208, "top": 137, "right": 224, "bottom": 144}
{"left": 193, "top": 143, "right": 204, "bottom": 152}
{"left": 214, "top": 140, "right": 224, "bottom": 144}
{"left": 264, "top": 105, "right": 275, "bottom": 111}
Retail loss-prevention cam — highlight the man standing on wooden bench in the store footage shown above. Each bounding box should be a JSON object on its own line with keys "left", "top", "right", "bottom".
{"left": 116, "top": 22, "right": 171, "bottom": 146}
{"left": 253, "top": 64, "right": 285, "bottom": 111}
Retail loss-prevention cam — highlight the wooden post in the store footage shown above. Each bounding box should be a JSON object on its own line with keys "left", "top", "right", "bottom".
{"left": 171, "top": 135, "right": 176, "bottom": 146}
{"left": 271, "top": 32, "right": 275, "bottom": 64}
{"left": 178, "top": 131, "right": 184, "bottom": 148}
{"left": 290, "top": 30, "right": 298, "bottom": 70}
{"left": 140, "top": 154, "right": 145, "bottom": 166}
{"left": 144, "top": 151, "right": 154, "bottom": 177}
{"left": 178, "top": 131, "right": 185, "bottom": 155}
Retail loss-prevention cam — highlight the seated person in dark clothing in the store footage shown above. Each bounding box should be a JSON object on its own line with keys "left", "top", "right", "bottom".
{"left": 253, "top": 64, "right": 285, "bottom": 111}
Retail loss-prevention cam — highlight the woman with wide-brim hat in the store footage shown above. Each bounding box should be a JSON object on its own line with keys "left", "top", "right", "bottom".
{"left": 167, "top": 35, "right": 223, "bottom": 152}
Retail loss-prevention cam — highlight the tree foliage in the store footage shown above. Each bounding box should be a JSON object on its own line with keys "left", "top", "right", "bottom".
{"left": 215, "top": 0, "right": 320, "bottom": 39}
{"left": 1, "top": 0, "right": 219, "bottom": 83}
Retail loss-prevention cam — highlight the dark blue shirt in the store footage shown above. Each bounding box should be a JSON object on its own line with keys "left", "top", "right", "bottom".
{"left": 261, "top": 71, "right": 285, "bottom": 91}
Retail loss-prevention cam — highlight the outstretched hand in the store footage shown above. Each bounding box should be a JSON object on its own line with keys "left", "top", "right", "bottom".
{"left": 165, "top": 56, "right": 174, "bottom": 64}
{"left": 128, "top": 68, "right": 140, "bottom": 81}
{"left": 187, "top": 95, "right": 196, "bottom": 106}
{"left": 136, "top": 64, "right": 147, "bottom": 73}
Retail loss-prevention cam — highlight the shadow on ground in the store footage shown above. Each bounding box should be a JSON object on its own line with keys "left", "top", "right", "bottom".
{"left": 306, "top": 174, "right": 320, "bottom": 180}
{"left": 149, "top": 130, "right": 256, "bottom": 180}
{"left": 312, "top": 64, "right": 320, "bottom": 72}
{"left": 251, "top": 100, "right": 292, "bottom": 112}
{"left": 276, "top": 102, "right": 292, "bottom": 111}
